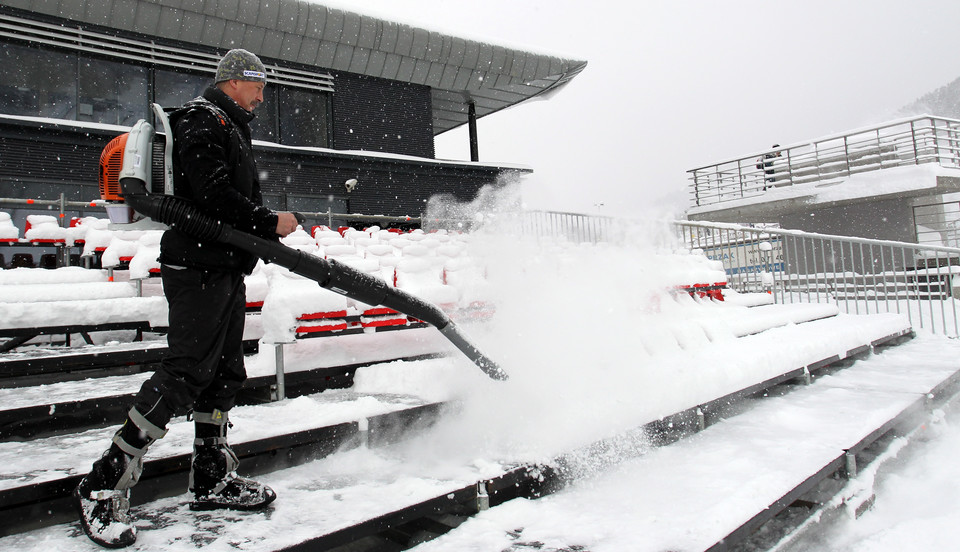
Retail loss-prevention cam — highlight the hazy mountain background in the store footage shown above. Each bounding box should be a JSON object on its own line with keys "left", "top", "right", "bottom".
{"left": 899, "top": 77, "right": 960, "bottom": 118}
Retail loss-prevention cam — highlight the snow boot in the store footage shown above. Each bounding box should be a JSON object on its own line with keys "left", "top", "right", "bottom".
{"left": 74, "top": 408, "right": 166, "bottom": 548}
{"left": 189, "top": 409, "right": 277, "bottom": 511}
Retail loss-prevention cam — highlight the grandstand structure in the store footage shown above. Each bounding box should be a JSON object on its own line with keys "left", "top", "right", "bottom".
{"left": 1, "top": 4, "right": 960, "bottom": 548}
{"left": 0, "top": 208, "right": 950, "bottom": 550}
{"left": 0, "top": 0, "right": 587, "bottom": 238}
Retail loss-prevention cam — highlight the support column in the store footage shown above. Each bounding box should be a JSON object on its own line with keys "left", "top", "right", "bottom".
{"left": 844, "top": 451, "right": 857, "bottom": 479}
{"left": 273, "top": 342, "right": 289, "bottom": 401}
{"left": 468, "top": 101, "right": 479, "bottom": 162}
{"left": 476, "top": 481, "right": 490, "bottom": 512}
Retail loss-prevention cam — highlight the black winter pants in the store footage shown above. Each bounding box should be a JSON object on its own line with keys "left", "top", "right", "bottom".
{"left": 131, "top": 265, "right": 247, "bottom": 429}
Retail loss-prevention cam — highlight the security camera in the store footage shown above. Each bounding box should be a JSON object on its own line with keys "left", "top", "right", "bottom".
{"left": 344, "top": 178, "right": 358, "bottom": 193}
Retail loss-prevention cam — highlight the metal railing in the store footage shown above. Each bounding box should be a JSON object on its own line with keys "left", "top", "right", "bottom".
{"left": 914, "top": 199, "right": 960, "bottom": 248}
{"left": 468, "top": 211, "right": 959, "bottom": 337}
{"left": 676, "top": 220, "right": 960, "bottom": 337}
{"left": 688, "top": 115, "right": 960, "bottom": 208}
{"left": 510, "top": 210, "right": 615, "bottom": 243}
{"left": 448, "top": 209, "right": 615, "bottom": 243}
{"left": 8, "top": 194, "right": 955, "bottom": 337}
{"left": 0, "top": 194, "right": 100, "bottom": 219}
{"left": 0, "top": 196, "right": 426, "bottom": 230}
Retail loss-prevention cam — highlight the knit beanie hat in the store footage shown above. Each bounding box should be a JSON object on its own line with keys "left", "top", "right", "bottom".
{"left": 215, "top": 49, "right": 267, "bottom": 83}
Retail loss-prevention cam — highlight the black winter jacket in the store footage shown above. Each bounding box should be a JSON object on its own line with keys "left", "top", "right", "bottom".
{"left": 158, "top": 86, "right": 278, "bottom": 274}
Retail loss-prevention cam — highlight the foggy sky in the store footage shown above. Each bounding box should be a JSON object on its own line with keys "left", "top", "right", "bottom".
{"left": 340, "top": 0, "right": 960, "bottom": 217}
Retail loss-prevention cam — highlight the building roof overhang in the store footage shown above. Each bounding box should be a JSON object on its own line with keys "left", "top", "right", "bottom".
{"left": 4, "top": 0, "right": 587, "bottom": 136}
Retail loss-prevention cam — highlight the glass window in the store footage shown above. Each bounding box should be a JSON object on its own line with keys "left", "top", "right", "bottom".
{"left": 78, "top": 57, "right": 148, "bottom": 126}
{"left": 287, "top": 194, "right": 346, "bottom": 214}
{"left": 279, "top": 88, "right": 329, "bottom": 147}
{"left": 0, "top": 42, "right": 77, "bottom": 119}
{"left": 286, "top": 194, "right": 348, "bottom": 228}
{"left": 261, "top": 193, "right": 285, "bottom": 211}
{"left": 0, "top": 41, "right": 329, "bottom": 149}
{"left": 154, "top": 69, "right": 210, "bottom": 108}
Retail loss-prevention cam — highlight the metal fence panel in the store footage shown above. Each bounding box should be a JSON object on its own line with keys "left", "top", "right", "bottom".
{"left": 676, "top": 220, "right": 960, "bottom": 337}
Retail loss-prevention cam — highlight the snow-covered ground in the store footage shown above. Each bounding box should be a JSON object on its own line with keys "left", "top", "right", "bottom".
{"left": 788, "top": 385, "right": 960, "bottom": 552}
{"left": 407, "top": 332, "right": 960, "bottom": 552}
{"left": 1, "top": 218, "right": 958, "bottom": 551}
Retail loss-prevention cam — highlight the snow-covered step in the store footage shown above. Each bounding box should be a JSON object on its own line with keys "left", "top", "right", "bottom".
{"left": 631, "top": 312, "right": 911, "bottom": 424}
{"left": 0, "top": 433, "right": 523, "bottom": 551}
{"left": 0, "top": 312, "right": 916, "bottom": 549}
{"left": 0, "top": 307, "right": 911, "bottom": 443}
{"left": 0, "top": 305, "right": 912, "bottom": 436}
{"left": 0, "top": 384, "right": 448, "bottom": 537}
{"left": 407, "top": 334, "right": 960, "bottom": 552}
{"left": 681, "top": 300, "right": 839, "bottom": 338}
{"left": 0, "top": 317, "right": 261, "bottom": 380}
{"left": 0, "top": 350, "right": 450, "bottom": 440}
{"left": 0, "top": 319, "right": 927, "bottom": 551}
{"left": 0, "top": 319, "right": 449, "bottom": 387}
{"left": 0, "top": 339, "right": 168, "bottom": 385}
{"left": 0, "top": 388, "right": 434, "bottom": 494}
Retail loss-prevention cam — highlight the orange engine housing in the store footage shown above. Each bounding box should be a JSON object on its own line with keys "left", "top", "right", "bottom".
{"left": 99, "top": 133, "right": 129, "bottom": 201}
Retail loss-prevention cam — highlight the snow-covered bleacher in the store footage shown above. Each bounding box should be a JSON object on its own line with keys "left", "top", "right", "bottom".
{"left": 0, "top": 265, "right": 167, "bottom": 353}
{"left": 2, "top": 212, "right": 731, "bottom": 327}
{"left": 2, "top": 213, "right": 940, "bottom": 551}
{"left": 261, "top": 225, "right": 495, "bottom": 343}
{"left": 0, "top": 212, "right": 18, "bottom": 242}
{"left": 0, "top": 212, "right": 742, "bottom": 367}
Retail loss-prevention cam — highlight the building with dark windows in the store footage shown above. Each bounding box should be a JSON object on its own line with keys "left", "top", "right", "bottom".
{"left": 0, "top": 0, "right": 586, "bottom": 231}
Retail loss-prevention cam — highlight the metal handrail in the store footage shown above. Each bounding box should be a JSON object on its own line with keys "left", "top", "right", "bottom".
{"left": 7, "top": 195, "right": 956, "bottom": 337}
{"left": 415, "top": 207, "right": 960, "bottom": 337}
{"left": 675, "top": 220, "right": 960, "bottom": 337}
{"left": 459, "top": 210, "right": 959, "bottom": 337}
{"left": 0, "top": 197, "right": 423, "bottom": 229}
{"left": 688, "top": 115, "right": 960, "bottom": 208}
{"left": 482, "top": 209, "right": 616, "bottom": 244}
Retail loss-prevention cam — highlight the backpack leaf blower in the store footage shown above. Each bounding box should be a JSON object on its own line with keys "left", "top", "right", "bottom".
{"left": 98, "top": 104, "right": 507, "bottom": 381}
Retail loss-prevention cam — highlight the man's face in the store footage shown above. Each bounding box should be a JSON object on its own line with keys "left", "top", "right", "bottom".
{"left": 228, "top": 79, "right": 265, "bottom": 112}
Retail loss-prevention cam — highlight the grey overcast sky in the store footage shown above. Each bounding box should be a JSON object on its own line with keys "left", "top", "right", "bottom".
{"left": 335, "top": 0, "right": 960, "bottom": 217}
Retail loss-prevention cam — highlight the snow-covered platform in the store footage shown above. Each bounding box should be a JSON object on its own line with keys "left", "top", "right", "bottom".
{"left": 409, "top": 335, "right": 960, "bottom": 552}
{"left": 0, "top": 225, "right": 934, "bottom": 551}
{"left": 0, "top": 380, "right": 450, "bottom": 538}
{"left": 0, "top": 305, "right": 919, "bottom": 550}
{"left": 0, "top": 301, "right": 857, "bottom": 440}
{"left": 0, "top": 327, "right": 455, "bottom": 439}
